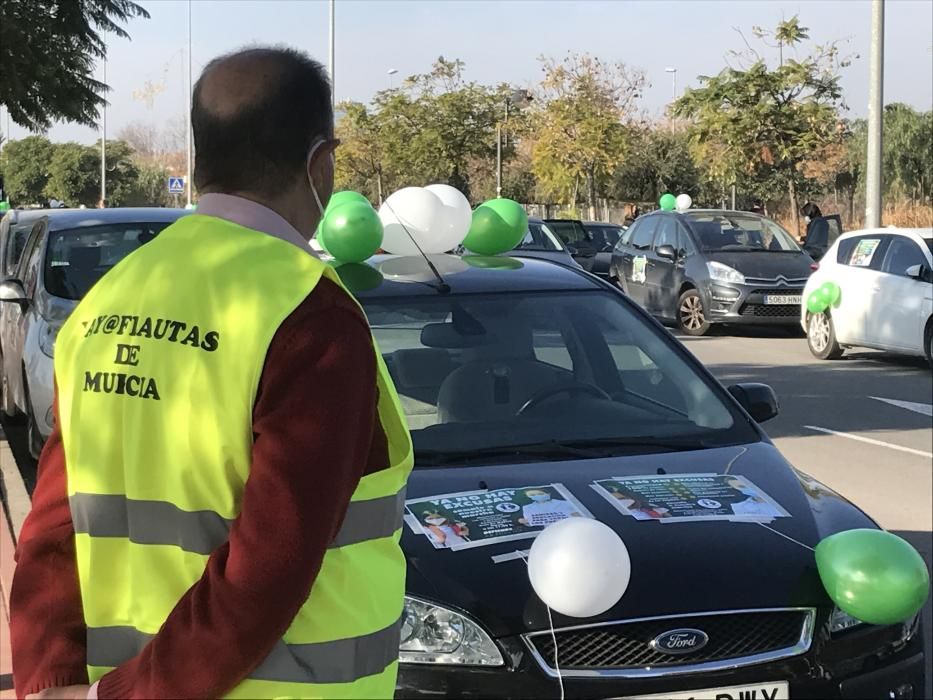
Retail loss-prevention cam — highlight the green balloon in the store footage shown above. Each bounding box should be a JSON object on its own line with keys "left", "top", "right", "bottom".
{"left": 659, "top": 193, "right": 676, "bottom": 211}
{"left": 827, "top": 282, "right": 842, "bottom": 307}
{"left": 807, "top": 293, "right": 827, "bottom": 314}
{"left": 334, "top": 262, "right": 384, "bottom": 292}
{"left": 315, "top": 223, "right": 331, "bottom": 255}
{"left": 816, "top": 529, "right": 930, "bottom": 625}
{"left": 0, "top": 201, "right": 10, "bottom": 213}
{"left": 462, "top": 255, "right": 524, "bottom": 270}
{"left": 463, "top": 199, "right": 528, "bottom": 256}
{"left": 326, "top": 191, "right": 370, "bottom": 213}
{"left": 320, "top": 202, "right": 383, "bottom": 263}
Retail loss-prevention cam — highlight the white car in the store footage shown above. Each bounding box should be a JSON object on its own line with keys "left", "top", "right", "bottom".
{"left": 0, "top": 208, "right": 185, "bottom": 456}
{"left": 802, "top": 227, "right": 933, "bottom": 366}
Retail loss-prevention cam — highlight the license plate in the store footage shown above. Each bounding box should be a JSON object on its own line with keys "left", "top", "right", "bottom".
{"left": 621, "top": 680, "right": 789, "bottom": 700}
{"left": 764, "top": 295, "right": 801, "bottom": 305}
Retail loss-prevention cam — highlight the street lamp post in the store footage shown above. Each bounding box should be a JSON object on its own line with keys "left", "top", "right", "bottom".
{"left": 387, "top": 68, "right": 398, "bottom": 89}
{"left": 101, "top": 53, "right": 107, "bottom": 207}
{"left": 186, "top": 0, "right": 192, "bottom": 207}
{"left": 496, "top": 89, "right": 532, "bottom": 199}
{"left": 865, "top": 0, "right": 884, "bottom": 228}
{"left": 665, "top": 67, "right": 677, "bottom": 102}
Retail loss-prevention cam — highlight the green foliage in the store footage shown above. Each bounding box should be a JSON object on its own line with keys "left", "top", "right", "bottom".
{"left": 45, "top": 143, "right": 101, "bottom": 206}
{"left": 613, "top": 128, "right": 699, "bottom": 203}
{"left": 2, "top": 136, "right": 55, "bottom": 205}
{"left": 0, "top": 0, "right": 149, "bottom": 131}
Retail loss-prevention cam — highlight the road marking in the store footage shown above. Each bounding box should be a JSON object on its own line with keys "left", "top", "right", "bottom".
{"left": 804, "top": 425, "right": 933, "bottom": 458}
{"left": 870, "top": 397, "right": 933, "bottom": 418}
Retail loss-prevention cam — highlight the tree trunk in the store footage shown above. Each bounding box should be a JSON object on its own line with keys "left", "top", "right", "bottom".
{"left": 570, "top": 178, "right": 580, "bottom": 214}
{"left": 375, "top": 168, "right": 384, "bottom": 205}
{"left": 788, "top": 178, "right": 800, "bottom": 239}
{"left": 587, "top": 171, "right": 597, "bottom": 221}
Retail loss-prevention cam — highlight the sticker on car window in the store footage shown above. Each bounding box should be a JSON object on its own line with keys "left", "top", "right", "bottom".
{"left": 405, "top": 484, "right": 592, "bottom": 551}
{"left": 631, "top": 255, "right": 648, "bottom": 283}
{"left": 591, "top": 473, "right": 790, "bottom": 523}
{"left": 849, "top": 238, "right": 881, "bottom": 267}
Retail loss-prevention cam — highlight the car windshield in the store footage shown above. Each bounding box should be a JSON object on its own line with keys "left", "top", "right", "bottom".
{"left": 685, "top": 213, "right": 801, "bottom": 253}
{"left": 515, "top": 222, "right": 563, "bottom": 252}
{"left": 365, "top": 290, "right": 755, "bottom": 466}
{"left": 584, "top": 224, "right": 623, "bottom": 251}
{"left": 44, "top": 222, "right": 171, "bottom": 300}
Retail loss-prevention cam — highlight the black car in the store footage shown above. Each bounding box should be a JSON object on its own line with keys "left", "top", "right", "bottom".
{"left": 544, "top": 218, "right": 619, "bottom": 277}
{"left": 347, "top": 255, "right": 924, "bottom": 700}
{"left": 508, "top": 217, "right": 579, "bottom": 268}
{"left": 611, "top": 210, "right": 816, "bottom": 336}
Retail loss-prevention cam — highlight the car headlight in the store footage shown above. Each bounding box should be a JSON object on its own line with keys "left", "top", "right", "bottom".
{"left": 830, "top": 606, "right": 865, "bottom": 634}
{"left": 38, "top": 322, "right": 61, "bottom": 358}
{"left": 707, "top": 261, "right": 745, "bottom": 284}
{"left": 399, "top": 596, "right": 504, "bottom": 666}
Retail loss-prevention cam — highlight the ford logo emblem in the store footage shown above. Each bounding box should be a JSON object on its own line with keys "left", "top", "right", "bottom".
{"left": 650, "top": 628, "right": 709, "bottom": 655}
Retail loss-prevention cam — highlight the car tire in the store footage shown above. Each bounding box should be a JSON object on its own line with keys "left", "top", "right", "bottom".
{"left": 807, "top": 312, "right": 844, "bottom": 360}
{"left": 22, "top": 371, "right": 45, "bottom": 458}
{"left": 678, "top": 289, "right": 710, "bottom": 336}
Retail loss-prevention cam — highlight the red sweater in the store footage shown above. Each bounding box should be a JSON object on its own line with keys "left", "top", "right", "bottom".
{"left": 11, "top": 278, "right": 390, "bottom": 699}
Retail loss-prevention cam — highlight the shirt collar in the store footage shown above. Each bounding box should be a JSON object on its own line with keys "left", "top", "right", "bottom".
{"left": 195, "top": 193, "right": 315, "bottom": 256}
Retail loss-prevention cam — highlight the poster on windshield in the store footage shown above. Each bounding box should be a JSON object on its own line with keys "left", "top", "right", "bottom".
{"left": 849, "top": 238, "right": 881, "bottom": 267}
{"left": 405, "top": 483, "right": 591, "bottom": 550}
{"left": 592, "top": 473, "right": 789, "bottom": 523}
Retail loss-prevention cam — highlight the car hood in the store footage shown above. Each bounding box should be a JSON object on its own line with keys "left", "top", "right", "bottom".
{"left": 403, "top": 442, "right": 874, "bottom": 637}
{"left": 704, "top": 251, "right": 814, "bottom": 280}
{"left": 36, "top": 288, "right": 79, "bottom": 324}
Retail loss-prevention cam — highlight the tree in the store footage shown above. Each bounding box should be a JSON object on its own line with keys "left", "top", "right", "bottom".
{"left": 45, "top": 143, "right": 101, "bottom": 206}
{"left": 881, "top": 104, "right": 933, "bottom": 201}
{"left": 335, "top": 102, "right": 388, "bottom": 203}
{"left": 612, "top": 126, "right": 699, "bottom": 204}
{"left": 531, "top": 53, "right": 645, "bottom": 218}
{"left": 673, "top": 15, "right": 849, "bottom": 233}
{"left": 0, "top": 0, "right": 149, "bottom": 132}
{"left": 2, "top": 136, "right": 55, "bottom": 205}
{"left": 125, "top": 163, "right": 172, "bottom": 207}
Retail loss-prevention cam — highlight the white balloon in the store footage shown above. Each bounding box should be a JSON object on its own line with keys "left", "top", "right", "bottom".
{"left": 378, "top": 187, "right": 443, "bottom": 255}
{"left": 425, "top": 183, "right": 473, "bottom": 249}
{"left": 528, "top": 518, "right": 631, "bottom": 618}
{"left": 675, "top": 193, "right": 693, "bottom": 212}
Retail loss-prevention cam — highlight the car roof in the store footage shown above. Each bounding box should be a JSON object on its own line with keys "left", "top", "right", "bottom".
{"left": 583, "top": 221, "right": 621, "bottom": 227}
{"left": 836, "top": 227, "right": 932, "bottom": 243}
{"left": 39, "top": 207, "right": 186, "bottom": 231}
{"left": 353, "top": 254, "right": 601, "bottom": 298}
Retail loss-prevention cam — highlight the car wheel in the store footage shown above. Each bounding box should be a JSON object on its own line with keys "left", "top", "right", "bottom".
{"left": 678, "top": 289, "right": 710, "bottom": 336}
{"left": 807, "top": 312, "right": 844, "bottom": 360}
{"left": 22, "top": 372, "right": 46, "bottom": 458}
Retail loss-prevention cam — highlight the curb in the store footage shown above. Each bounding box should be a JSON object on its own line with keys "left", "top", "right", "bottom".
{"left": 0, "top": 440, "right": 28, "bottom": 544}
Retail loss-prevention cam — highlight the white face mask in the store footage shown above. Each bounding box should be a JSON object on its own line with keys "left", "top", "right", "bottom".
{"left": 804, "top": 216, "right": 811, "bottom": 224}
{"left": 425, "top": 517, "right": 445, "bottom": 526}
{"left": 530, "top": 494, "right": 550, "bottom": 503}
{"left": 306, "top": 137, "right": 333, "bottom": 221}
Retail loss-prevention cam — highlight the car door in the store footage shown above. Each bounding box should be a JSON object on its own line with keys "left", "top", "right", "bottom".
{"left": 621, "top": 217, "right": 659, "bottom": 308}
{"left": 831, "top": 234, "right": 889, "bottom": 346}
{"left": 644, "top": 216, "right": 680, "bottom": 316}
{"left": 4, "top": 221, "right": 46, "bottom": 408}
{"left": 866, "top": 234, "right": 931, "bottom": 351}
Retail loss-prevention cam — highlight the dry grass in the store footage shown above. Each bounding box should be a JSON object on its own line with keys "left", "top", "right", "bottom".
{"left": 773, "top": 199, "right": 933, "bottom": 235}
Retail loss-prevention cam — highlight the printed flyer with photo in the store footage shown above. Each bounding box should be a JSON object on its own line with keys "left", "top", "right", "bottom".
{"left": 405, "top": 483, "right": 591, "bottom": 550}
{"left": 592, "top": 473, "right": 790, "bottom": 523}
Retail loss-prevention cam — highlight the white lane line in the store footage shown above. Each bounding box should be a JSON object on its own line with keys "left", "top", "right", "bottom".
{"left": 870, "top": 397, "right": 933, "bottom": 418}
{"left": 804, "top": 425, "right": 933, "bottom": 458}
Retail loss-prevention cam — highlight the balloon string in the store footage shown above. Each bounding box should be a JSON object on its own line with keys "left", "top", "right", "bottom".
{"left": 517, "top": 551, "right": 565, "bottom": 700}
{"left": 756, "top": 522, "right": 815, "bottom": 552}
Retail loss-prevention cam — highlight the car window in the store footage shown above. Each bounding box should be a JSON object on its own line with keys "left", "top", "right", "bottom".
{"left": 21, "top": 223, "right": 46, "bottom": 297}
{"left": 678, "top": 226, "right": 698, "bottom": 257}
{"left": 365, "top": 291, "right": 753, "bottom": 464}
{"left": 653, "top": 218, "right": 678, "bottom": 252}
{"left": 843, "top": 236, "right": 885, "bottom": 269}
{"left": 545, "top": 220, "right": 588, "bottom": 247}
{"left": 516, "top": 222, "right": 563, "bottom": 252}
{"left": 881, "top": 236, "right": 927, "bottom": 277}
{"left": 44, "top": 222, "right": 171, "bottom": 300}
{"left": 584, "top": 224, "right": 623, "bottom": 252}
{"left": 6, "top": 224, "right": 34, "bottom": 278}
{"left": 630, "top": 218, "right": 658, "bottom": 251}
{"left": 685, "top": 212, "right": 800, "bottom": 252}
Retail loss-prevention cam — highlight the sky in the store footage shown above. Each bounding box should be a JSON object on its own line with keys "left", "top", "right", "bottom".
{"left": 3, "top": 0, "right": 932, "bottom": 146}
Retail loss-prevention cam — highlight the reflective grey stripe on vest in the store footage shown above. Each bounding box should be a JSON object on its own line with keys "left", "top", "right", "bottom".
{"left": 70, "top": 488, "right": 405, "bottom": 556}
{"left": 87, "top": 617, "right": 403, "bottom": 684}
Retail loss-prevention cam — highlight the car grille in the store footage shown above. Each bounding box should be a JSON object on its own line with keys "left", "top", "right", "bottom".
{"left": 744, "top": 276, "right": 810, "bottom": 286}
{"left": 524, "top": 609, "right": 814, "bottom": 678}
{"left": 741, "top": 304, "right": 801, "bottom": 317}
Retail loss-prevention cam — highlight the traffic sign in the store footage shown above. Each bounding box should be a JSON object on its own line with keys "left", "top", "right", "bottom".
{"left": 167, "top": 176, "right": 185, "bottom": 194}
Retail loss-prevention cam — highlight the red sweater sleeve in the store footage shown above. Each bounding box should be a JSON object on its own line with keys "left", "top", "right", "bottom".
{"left": 11, "top": 390, "right": 90, "bottom": 697}
{"left": 12, "top": 279, "right": 385, "bottom": 699}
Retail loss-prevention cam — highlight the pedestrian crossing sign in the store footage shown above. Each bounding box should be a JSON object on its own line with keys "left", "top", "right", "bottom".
{"left": 167, "top": 176, "right": 185, "bottom": 194}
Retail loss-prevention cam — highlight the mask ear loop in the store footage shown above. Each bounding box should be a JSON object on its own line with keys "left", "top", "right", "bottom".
{"left": 306, "top": 137, "right": 329, "bottom": 216}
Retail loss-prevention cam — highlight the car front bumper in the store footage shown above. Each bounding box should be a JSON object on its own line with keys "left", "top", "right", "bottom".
{"left": 23, "top": 328, "right": 55, "bottom": 439}
{"left": 397, "top": 624, "right": 925, "bottom": 700}
{"left": 702, "top": 282, "right": 805, "bottom": 326}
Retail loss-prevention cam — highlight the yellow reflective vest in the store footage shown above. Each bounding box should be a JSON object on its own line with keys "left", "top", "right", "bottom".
{"left": 54, "top": 214, "right": 414, "bottom": 699}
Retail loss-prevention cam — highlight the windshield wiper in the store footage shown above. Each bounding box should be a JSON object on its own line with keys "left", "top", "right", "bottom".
{"left": 415, "top": 436, "right": 707, "bottom": 466}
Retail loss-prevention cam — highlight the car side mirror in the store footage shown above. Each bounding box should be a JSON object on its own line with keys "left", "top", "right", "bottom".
{"left": 727, "top": 383, "right": 779, "bottom": 423}
{"left": 566, "top": 246, "right": 578, "bottom": 256}
{"left": 905, "top": 264, "right": 925, "bottom": 280}
{"left": 656, "top": 244, "right": 676, "bottom": 260}
{"left": 0, "top": 279, "right": 28, "bottom": 306}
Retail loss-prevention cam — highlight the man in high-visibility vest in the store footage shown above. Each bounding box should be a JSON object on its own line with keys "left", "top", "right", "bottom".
{"left": 11, "top": 46, "right": 413, "bottom": 700}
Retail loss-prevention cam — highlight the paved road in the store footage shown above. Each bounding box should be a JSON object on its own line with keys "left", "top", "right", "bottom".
{"left": 680, "top": 326, "right": 932, "bottom": 698}
{"left": 2, "top": 329, "right": 931, "bottom": 696}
